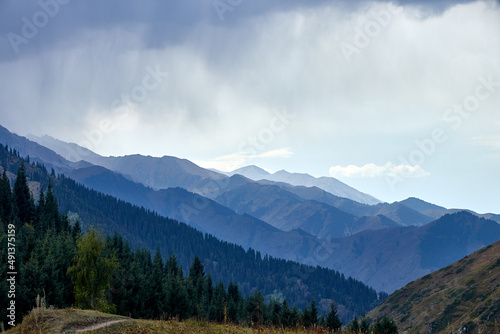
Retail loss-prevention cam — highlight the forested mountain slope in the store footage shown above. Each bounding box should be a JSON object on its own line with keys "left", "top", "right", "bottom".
{"left": 0, "top": 144, "right": 384, "bottom": 322}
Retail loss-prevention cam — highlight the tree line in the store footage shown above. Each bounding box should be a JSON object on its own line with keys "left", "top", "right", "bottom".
{"left": 0, "top": 162, "right": 344, "bottom": 330}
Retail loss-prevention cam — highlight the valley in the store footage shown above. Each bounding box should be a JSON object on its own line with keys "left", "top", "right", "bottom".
{"left": 0, "top": 124, "right": 499, "bottom": 333}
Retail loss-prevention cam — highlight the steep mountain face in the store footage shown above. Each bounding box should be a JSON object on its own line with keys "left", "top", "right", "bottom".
{"left": 368, "top": 240, "right": 500, "bottom": 334}
{"left": 226, "top": 165, "right": 381, "bottom": 205}
{"left": 316, "top": 212, "right": 500, "bottom": 293}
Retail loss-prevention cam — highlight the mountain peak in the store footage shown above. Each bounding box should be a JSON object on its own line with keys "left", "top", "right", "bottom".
{"left": 227, "top": 165, "right": 271, "bottom": 180}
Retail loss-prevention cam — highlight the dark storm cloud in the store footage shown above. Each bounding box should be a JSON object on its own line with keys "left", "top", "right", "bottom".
{"left": 0, "top": 0, "right": 478, "bottom": 60}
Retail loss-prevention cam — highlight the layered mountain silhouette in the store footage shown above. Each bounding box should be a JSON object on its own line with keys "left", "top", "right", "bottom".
{"left": 315, "top": 211, "right": 500, "bottom": 293}
{"left": 224, "top": 165, "right": 381, "bottom": 205}
{"left": 1, "top": 124, "right": 498, "bottom": 294}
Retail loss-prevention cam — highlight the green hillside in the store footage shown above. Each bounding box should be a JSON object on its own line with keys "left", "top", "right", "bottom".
{"left": 368, "top": 240, "right": 500, "bottom": 333}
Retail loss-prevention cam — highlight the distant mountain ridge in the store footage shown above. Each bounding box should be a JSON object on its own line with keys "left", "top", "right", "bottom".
{"left": 0, "top": 126, "right": 74, "bottom": 170}
{"left": 316, "top": 211, "right": 500, "bottom": 293}
{"left": 225, "top": 165, "right": 381, "bottom": 205}
{"left": 215, "top": 175, "right": 404, "bottom": 239}
{"left": 398, "top": 196, "right": 500, "bottom": 222}
{"left": 28, "top": 134, "right": 227, "bottom": 196}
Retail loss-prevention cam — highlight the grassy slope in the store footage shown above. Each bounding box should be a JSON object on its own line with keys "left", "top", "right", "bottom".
{"left": 7, "top": 308, "right": 337, "bottom": 334}
{"left": 368, "top": 240, "right": 500, "bottom": 334}
{"left": 5, "top": 308, "right": 127, "bottom": 334}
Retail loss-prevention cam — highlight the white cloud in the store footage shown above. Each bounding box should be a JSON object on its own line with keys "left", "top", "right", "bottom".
{"left": 472, "top": 135, "right": 500, "bottom": 150}
{"left": 258, "top": 148, "right": 293, "bottom": 159}
{"left": 329, "top": 162, "right": 430, "bottom": 178}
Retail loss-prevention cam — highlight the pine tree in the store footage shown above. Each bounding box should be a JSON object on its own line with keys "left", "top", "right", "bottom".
{"left": 326, "top": 300, "right": 342, "bottom": 332}
{"left": 281, "top": 300, "right": 292, "bottom": 328}
{"left": 270, "top": 299, "right": 282, "bottom": 327}
{"left": 165, "top": 267, "right": 189, "bottom": 319}
{"left": 310, "top": 299, "right": 318, "bottom": 328}
{"left": 302, "top": 303, "right": 312, "bottom": 328}
{"left": 247, "top": 290, "right": 264, "bottom": 326}
{"left": 0, "top": 170, "right": 12, "bottom": 223}
{"left": 371, "top": 316, "right": 398, "bottom": 334}
{"left": 150, "top": 248, "right": 165, "bottom": 318}
{"left": 290, "top": 305, "right": 299, "bottom": 328}
{"left": 188, "top": 255, "right": 205, "bottom": 317}
{"left": 348, "top": 316, "right": 360, "bottom": 333}
{"left": 44, "top": 182, "right": 60, "bottom": 230}
{"left": 227, "top": 282, "right": 243, "bottom": 324}
{"left": 211, "top": 281, "right": 227, "bottom": 322}
{"left": 165, "top": 253, "right": 180, "bottom": 277}
{"left": 201, "top": 273, "right": 213, "bottom": 319}
{"left": 360, "top": 317, "right": 371, "bottom": 333}
{"left": 13, "top": 163, "right": 35, "bottom": 225}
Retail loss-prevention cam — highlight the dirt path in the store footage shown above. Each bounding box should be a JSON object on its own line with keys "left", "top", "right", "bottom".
{"left": 73, "top": 318, "right": 128, "bottom": 332}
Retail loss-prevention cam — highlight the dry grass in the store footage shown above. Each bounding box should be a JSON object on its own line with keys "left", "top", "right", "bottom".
{"left": 6, "top": 308, "right": 128, "bottom": 334}
{"left": 6, "top": 308, "right": 344, "bottom": 334}
{"left": 89, "top": 318, "right": 334, "bottom": 334}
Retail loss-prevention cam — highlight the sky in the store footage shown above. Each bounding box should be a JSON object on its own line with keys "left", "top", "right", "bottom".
{"left": 0, "top": 0, "right": 499, "bottom": 213}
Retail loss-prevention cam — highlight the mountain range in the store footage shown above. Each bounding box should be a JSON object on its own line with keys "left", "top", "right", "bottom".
{"left": 223, "top": 165, "right": 381, "bottom": 205}
{"left": 1, "top": 124, "right": 499, "bottom": 293}
{"left": 0, "top": 144, "right": 382, "bottom": 321}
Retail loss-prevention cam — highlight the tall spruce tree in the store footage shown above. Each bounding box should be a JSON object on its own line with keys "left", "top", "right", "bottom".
{"left": 13, "top": 162, "right": 35, "bottom": 225}
{"left": 150, "top": 248, "right": 165, "bottom": 318}
{"left": 310, "top": 299, "right": 318, "bottom": 328}
{"left": 326, "top": 301, "right": 342, "bottom": 332}
{"left": 0, "top": 170, "right": 12, "bottom": 223}
{"left": 188, "top": 256, "right": 205, "bottom": 318}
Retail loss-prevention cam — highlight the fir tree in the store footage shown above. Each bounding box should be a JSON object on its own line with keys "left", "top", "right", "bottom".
{"left": 360, "top": 317, "right": 371, "bottom": 333}
{"left": 247, "top": 290, "right": 265, "bottom": 326}
{"left": 326, "top": 301, "right": 342, "bottom": 332}
{"left": 310, "top": 299, "right": 318, "bottom": 327}
{"left": 150, "top": 248, "right": 165, "bottom": 318}
{"left": 371, "top": 316, "right": 398, "bottom": 334}
{"left": 0, "top": 170, "right": 12, "bottom": 223}
{"left": 348, "top": 316, "right": 360, "bottom": 333}
{"left": 165, "top": 265, "right": 189, "bottom": 319}
{"left": 13, "top": 162, "right": 35, "bottom": 225}
{"left": 227, "top": 282, "right": 243, "bottom": 324}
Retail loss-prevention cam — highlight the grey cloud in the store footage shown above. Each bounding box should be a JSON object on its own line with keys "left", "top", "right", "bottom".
{"left": 0, "top": 0, "right": 480, "bottom": 60}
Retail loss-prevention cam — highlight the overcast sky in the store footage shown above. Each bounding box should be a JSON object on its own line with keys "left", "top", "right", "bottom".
{"left": 1, "top": 0, "right": 499, "bottom": 213}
